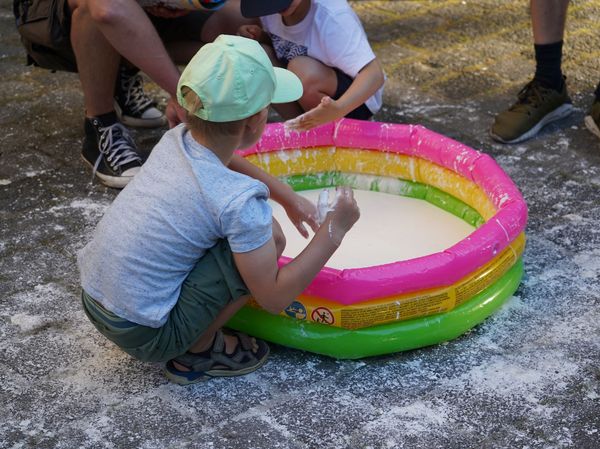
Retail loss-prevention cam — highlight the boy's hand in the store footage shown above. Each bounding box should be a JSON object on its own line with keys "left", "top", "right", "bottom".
{"left": 284, "top": 193, "right": 319, "bottom": 238}
{"left": 238, "top": 24, "right": 265, "bottom": 42}
{"left": 285, "top": 96, "right": 342, "bottom": 131}
{"left": 166, "top": 97, "right": 187, "bottom": 128}
{"left": 324, "top": 186, "right": 360, "bottom": 246}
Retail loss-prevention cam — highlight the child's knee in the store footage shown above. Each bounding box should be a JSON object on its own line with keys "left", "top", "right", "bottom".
{"left": 287, "top": 56, "right": 336, "bottom": 109}
{"left": 288, "top": 57, "right": 318, "bottom": 89}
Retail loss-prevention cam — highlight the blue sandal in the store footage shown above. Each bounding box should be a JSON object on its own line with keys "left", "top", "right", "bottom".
{"left": 164, "top": 330, "right": 270, "bottom": 385}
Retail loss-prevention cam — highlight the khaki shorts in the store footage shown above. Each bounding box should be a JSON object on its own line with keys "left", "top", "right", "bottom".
{"left": 81, "top": 240, "right": 249, "bottom": 363}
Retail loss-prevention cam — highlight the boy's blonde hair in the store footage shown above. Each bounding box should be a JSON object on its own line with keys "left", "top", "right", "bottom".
{"left": 181, "top": 87, "right": 246, "bottom": 138}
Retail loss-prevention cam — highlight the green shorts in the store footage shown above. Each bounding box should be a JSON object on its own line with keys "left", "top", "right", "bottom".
{"left": 81, "top": 240, "right": 249, "bottom": 363}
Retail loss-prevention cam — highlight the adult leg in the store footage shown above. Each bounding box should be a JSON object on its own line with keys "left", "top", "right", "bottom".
{"left": 69, "top": 0, "right": 166, "bottom": 129}
{"left": 531, "top": 0, "right": 569, "bottom": 45}
{"left": 74, "top": 0, "right": 181, "bottom": 97}
{"left": 69, "top": 0, "right": 143, "bottom": 188}
{"left": 531, "top": 0, "right": 569, "bottom": 90}
{"left": 69, "top": 0, "right": 121, "bottom": 118}
{"left": 490, "top": 0, "right": 572, "bottom": 144}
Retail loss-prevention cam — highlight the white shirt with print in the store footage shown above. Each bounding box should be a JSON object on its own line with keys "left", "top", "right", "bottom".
{"left": 260, "top": 0, "right": 383, "bottom": 114}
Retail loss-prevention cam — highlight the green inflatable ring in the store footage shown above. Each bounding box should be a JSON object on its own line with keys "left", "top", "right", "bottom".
{"left": 228, "top": 257, "right": 523, "bottom": 360}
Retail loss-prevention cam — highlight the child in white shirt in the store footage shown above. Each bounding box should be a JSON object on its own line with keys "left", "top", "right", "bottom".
{"left": 238, "top": 0, "right": 385, "bottom": 130}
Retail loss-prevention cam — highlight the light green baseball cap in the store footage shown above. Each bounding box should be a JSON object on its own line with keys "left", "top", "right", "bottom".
{"left": 177, "top": 34, "right": 303, "bottom": 122}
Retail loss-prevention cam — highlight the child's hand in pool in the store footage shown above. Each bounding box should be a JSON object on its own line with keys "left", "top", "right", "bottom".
{"left": 323, "top": 187, "right": 360, "bottom": 246}
{"left": 284, "top": 192, "right": 319, "bottom": 238}
{"left": 284, "top": 96, "right": 342, "bottom": 131}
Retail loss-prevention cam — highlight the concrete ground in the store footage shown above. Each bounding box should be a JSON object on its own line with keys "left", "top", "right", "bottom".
{"left": 1, "top": 1, "right": 599, "bottom": 448}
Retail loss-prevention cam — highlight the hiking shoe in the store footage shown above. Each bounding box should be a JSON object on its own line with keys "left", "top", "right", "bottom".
{"left": 490, "top": 78, "right": 574, "bottom": 144}
{"left": 584, "top": 99, "right": 600, "bottom": 140}
{"left": 114, "top": 66, "right": 167, "bottom": 128}
{"left": 81, "top": 114, "right": 143, "bottom": 189}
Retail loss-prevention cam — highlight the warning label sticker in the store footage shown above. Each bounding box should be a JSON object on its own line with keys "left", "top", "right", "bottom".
{"left": 247, "top": 235, "right": 525, "bottom": 330}
{"left": 311, "top": 307, "right": 335, "bottom": 325}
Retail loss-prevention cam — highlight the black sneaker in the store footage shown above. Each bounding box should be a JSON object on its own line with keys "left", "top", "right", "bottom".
{"left": 114, "top": 66, "right": 167, "bottom": 128}
{"left": 81, "top": 113, "right": 143, "bottom": 189}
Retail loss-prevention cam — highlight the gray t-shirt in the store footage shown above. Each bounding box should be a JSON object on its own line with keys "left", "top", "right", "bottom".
{"left": 78, "top": 125, "right": 272, "bottom": 328}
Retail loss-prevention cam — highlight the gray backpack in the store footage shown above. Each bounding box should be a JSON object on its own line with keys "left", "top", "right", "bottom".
{"left": 13, "top": 0, "right": 77, "bottom": 72}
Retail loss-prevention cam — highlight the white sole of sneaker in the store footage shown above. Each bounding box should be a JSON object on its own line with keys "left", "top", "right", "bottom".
{"left": 81, "top": 155, "right": 137, "bottom": 189}
{"left": 584, "top": 115, "right": 600, "bottom": 140}
{"left": 490, "top": 103, "right": 574, "bottom": 144}
{"left": 114, "top": 101, "right": 167, "bottom": 129}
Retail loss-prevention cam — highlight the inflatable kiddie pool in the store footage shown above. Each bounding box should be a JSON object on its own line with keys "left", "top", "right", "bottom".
{"left": 228, "top": 119, "right": 527, "bottom": 359}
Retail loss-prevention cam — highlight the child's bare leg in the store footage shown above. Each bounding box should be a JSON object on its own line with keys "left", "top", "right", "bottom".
{"left": 260, "top": 45, "right": 305, "bottom": 119}
{"left": 174, "top": 218, "right": 285, "bottom": 371}
{"left": 173, "top": 222, "right": 284, "bottom": 372}
{"left": 173, "top": 293, "right": 253, "bottom": 370}
{"left": 287, "top": 56, "right": 338, "bottom": 112}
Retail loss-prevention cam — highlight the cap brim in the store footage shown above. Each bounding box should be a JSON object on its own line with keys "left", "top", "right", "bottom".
{"left": 241, "top": 0, "right": 293, "bottom": 18}
{"left": 271, "top": 67, "right": 303, "bottom": 104}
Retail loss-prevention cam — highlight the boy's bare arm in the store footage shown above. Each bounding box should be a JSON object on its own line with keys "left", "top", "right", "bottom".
{"left": 286, "top": 58, "right": 385, "bottom": 131}
{"left": 233, "top": 223, "right": 337, "bottom": 314}
{"left": 335, "top": 58, "right": 385, "bottom": 116}
{"left": 229, "top": 154, "right": 318, "bottom": 236}
{"left": 233, "top": 187, "right": 360, "bottom": 314}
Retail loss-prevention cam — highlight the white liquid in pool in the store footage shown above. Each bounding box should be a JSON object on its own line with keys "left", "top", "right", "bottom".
{"left": 269, "top": 189, "right": 475, "bottom": 270}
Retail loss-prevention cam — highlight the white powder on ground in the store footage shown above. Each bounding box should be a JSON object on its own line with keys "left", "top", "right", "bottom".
{"left": 270, "top": 188, "right": 475, "bottom": 269}
{"left": 10, "top": 313, "right": 48, "bottom": 333}
{"left": 362, "top": 400, "right": 452, "bottom": 436}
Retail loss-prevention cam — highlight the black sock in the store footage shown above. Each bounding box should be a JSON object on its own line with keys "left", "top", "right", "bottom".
{"left": 534, "top": 41, "right": 564, "bottom": 91}
{"left": 595, "top": 81, "right": 600, "bottom": 101}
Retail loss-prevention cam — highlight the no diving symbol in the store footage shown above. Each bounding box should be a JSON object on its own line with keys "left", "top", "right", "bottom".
{"left": 311, "top": 307, "right": 334, "bottom": 325}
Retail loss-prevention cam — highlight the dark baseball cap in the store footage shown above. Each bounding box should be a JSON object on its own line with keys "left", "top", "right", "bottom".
{"left": 240, "top": 0, "right": 294, "bottom": 18}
